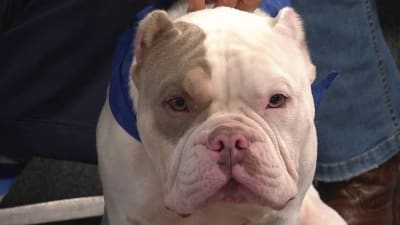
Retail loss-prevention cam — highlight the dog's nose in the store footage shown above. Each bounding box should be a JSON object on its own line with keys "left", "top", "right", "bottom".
{"left": 207, "top": 126, "right": 249, "bottom": 167}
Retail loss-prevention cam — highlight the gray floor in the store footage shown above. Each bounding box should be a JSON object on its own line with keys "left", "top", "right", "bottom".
{"left": 0, "top": 1, "right": 399, "bottom": 225}
{"left": 0, "top": 158, "right": 101, "bottom": 208}
{"left": 0, "top": 158, "right": 103, "bottom": 225}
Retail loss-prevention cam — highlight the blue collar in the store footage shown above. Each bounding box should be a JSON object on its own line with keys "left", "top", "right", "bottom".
{"left": 109, "top": 0, "right": 338, "bottom": 141}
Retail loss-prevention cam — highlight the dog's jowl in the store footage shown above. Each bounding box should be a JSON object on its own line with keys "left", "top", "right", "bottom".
{"left": 96, "top": 2, "right": 347, "bottom": 225}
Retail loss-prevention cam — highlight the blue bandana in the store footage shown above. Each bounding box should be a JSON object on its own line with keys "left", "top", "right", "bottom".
{"left": 109, "top": 0, "right": 338, "bottom": 141}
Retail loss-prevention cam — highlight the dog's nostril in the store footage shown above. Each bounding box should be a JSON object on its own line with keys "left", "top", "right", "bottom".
{"left": 209, "top": 132, "right": 250, "bottom": 151}
{"left": 234, "top": 135, "right": 249, "bottom": 150}
{"left": 235, "top": 140, "right": 245, "bottom": 150}
{"left": 216, "top": 140, "right": 225, "bottom": 152}
{"left": 208, "top": 135, "right": 228, "bottom": 152}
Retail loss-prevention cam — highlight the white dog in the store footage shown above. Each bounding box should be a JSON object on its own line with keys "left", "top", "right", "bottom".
{"left": 96, "top": 1, "right": 347, "bottom": 225}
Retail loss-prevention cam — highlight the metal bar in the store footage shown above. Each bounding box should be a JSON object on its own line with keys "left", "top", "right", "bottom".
{"left": 0, "top": 196, "right": 104, "bottom": 225}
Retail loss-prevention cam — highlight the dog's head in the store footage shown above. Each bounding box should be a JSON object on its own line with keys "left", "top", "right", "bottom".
{"left": 130, "top": 7, "right": 316, "bottom": 217}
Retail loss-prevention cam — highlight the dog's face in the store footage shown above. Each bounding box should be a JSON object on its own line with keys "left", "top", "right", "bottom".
{"left": 130, "top": 7, "right": 317, "bottom": 217}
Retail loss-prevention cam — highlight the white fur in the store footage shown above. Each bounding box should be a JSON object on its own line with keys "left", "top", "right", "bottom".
{"left": 97, "top": 3, "right": 347, "bottom": 225}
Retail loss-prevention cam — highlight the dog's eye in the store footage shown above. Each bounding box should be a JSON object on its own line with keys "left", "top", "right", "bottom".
{"left": 268, "top": 94, "right": 287, "bottom": 108}
{"left": 167, "top": 97, "right": 188, "bottom": 112}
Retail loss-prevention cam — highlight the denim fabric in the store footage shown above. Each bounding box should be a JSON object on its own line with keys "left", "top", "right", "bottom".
{"left": 292, "top": 0, "right": 400, "bottom": 181}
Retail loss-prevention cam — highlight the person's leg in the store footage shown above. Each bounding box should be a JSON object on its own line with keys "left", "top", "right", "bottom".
{"left": 292, "top": 0, "right": 400, "bottom": 224}
{"left": 0, "top": 0, "right": 148, "bottom": 163}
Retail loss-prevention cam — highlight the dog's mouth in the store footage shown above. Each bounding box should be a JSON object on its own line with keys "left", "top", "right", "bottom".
{"left": 206, "top": 178, "right": 261, "bottom": 205}
{"left": 214, "top": 179, "right": 245, "bottom": 202}
{"left": 167, "top": 179, "right": 258, "bottom": 217}
{"left": 207, "top": 174, "right": 296, "bottom": 209}
{"left": 166, "top": 177, "right": 294, "bottom": 218}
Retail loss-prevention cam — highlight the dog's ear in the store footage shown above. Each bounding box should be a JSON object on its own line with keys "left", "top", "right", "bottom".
{"left": 274, "top": 7, "right": 316, "bottom": 82}
{"left": 134, "top": 10, "right": 173, "bottom": 63}
{"left": 273, "top": 7, "right": 304, "bottom": 43}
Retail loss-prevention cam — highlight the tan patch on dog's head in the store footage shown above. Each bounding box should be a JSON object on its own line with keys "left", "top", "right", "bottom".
{"left": 131, "top": 11, "right": 211, "bottom": 142}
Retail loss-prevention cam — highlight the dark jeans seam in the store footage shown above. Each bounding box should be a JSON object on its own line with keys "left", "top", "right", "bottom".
{"left": 0, "top": 118, "right": 96, "bottom": 130}
{"left": 363, "top": 0, "right": 400, "bottom": 132}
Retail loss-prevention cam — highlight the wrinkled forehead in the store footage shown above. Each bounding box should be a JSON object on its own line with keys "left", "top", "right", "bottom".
{"left": 136, "top": 19, "right": 209, "bottom": 99}
{"left": 137, "top": 7, "right": 309, "bottom": 95}
{"left": 175, "top": 7, "right": 308, "bottom": 85}
{"left": 175, "top": 7, "right": 275, "bottom": 35}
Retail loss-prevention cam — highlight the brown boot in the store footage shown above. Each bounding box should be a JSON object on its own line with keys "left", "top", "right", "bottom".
{"left": 316, "top": 153, "right": 400, "bottom": 225}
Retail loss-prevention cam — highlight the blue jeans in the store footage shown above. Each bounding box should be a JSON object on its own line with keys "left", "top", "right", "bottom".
{"left": 0, "top": 0, "right": 145, "bottom": 163}
{"left": 292, "top": 0, "right": 400, "bottom": 181}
